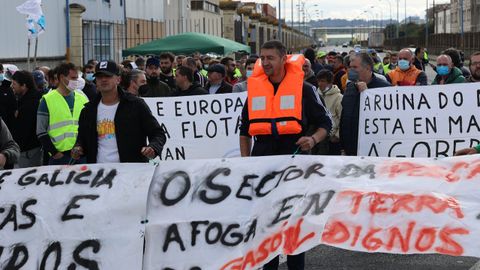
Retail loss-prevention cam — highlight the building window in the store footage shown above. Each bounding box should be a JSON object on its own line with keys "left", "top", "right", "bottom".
{"left": 191, "top": 1, "right": 204, "bottom": 10}
{"left": 191, "top": 1, "right": 219, "bottom": 13}
{"left": 94, "top": 24, "right": 112, "bottom": 60}
{"left": 205, "top": 1, "right": 219, "bottom": 13}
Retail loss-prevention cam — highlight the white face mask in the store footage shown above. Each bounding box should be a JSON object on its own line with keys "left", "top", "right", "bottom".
{"left": 66, "top": 79, "right": 80, "bottom": 91}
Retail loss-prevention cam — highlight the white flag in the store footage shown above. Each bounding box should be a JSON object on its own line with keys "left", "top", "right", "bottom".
{"left": 17, "top": 0, "right": 45, "bottom": 38}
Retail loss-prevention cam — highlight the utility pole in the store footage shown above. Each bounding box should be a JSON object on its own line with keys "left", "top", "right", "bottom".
{"left": 291, "top": 0, "right": 293, "bottom": 48}
{"left": 433, "top": 0, "right": 436, "bottom": 35}
{"left": 66, "top": 0, "right": 70, "bottom": 63}
{"left": 460, "top": 0, "right": 464, "bottom": 50}
{"left": 396, "top": 0, "right": 400, "bottom": 38}
{"left": 426, "top": 0, "right": 429, "bottom": 48}
{"left": 278, "top": 0, "right": 282, "bottom": 42}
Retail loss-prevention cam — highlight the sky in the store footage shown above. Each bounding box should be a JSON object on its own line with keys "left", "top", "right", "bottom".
{"left": 242, "top": 0, "right": 450, "bottom": 21}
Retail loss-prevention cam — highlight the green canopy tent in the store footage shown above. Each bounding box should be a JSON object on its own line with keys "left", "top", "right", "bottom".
{"left": 122, "top": 32, "right": 251, "bottom": 57}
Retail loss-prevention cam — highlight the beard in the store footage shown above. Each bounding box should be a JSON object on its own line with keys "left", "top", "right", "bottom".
{"left": 472, "top": 70, "right": 480, "bottom": 81}
{"left": 161, "top": 67, "right": 172, "bottom": 74}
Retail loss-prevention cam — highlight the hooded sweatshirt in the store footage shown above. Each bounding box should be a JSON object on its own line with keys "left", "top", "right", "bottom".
{"left": 319, "top": 84, "right": 343, "bottom": 139}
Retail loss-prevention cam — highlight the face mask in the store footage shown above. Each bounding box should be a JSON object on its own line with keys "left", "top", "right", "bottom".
{"left": 437, "top": 66, "right": 450, "bottom": 76}
{"left": 66, "top": 79, "right": 80, "bottom": 91}
{"left": 0, "top": 74, "right": 4, "bottom": 82}
{"left": 246, "top": 70, "right": 253, "bottom": 78}
{"left": 348, "top": 69, "right": 359, "bottom": 82}
{"left": 398, "top": 60, "right": 410, "bottom": 71}
{"left": 138, "top": 84, "right": 149, "bottom": 96}
{"left": 85, "top": 73, "right": 95, "bottom": 82}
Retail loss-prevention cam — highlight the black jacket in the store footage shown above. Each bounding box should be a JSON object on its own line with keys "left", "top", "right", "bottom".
{"left": 205, "top": 81, "right": 233, "bottom": 94}
{"left": 82, "top": 81, "right": 98, "bottom": 102}
{"left": 11, "top": 89, "right": 41, "bottom": 152}
{"left": 340, "top": 75, "right": 391, "bottom": 156}
{"left": 159, "top": 73, "right": 176, "bottom": 89}
{"left": 0, "top": 80, "right": 16, "bottom": 130}
{"left": 142, "top": 77, "right": 172, "bottom": 97}
{"left": 173, "top": 83, "right": 208, "bottom": 96}
{"left": 76, "top": 88, "right": 166, "bottom": 163}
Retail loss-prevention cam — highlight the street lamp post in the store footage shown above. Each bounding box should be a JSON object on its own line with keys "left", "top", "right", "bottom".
{"left": 426, "top": 0, "right": 429, "bottom": 48}
{"left": 278, "top": 0, "right": 282, "bottom": 42}
{"left": 379, "top": 0, "right": 393, "bottom": 38}
{"left": 460, "top": 0, "right": 464, "bottom": 50}
{"left": 396, "top": 0, "right": 400, "bottom": 38}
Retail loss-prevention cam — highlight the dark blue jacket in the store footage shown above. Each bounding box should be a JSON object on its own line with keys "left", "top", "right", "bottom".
{"left": 340, "top": 75, "right": 391, "bottom": 155}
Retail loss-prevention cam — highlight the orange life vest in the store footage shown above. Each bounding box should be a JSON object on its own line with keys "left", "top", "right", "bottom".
{"left": 247, "top": 54, "right": 304, "bottom": 136}
{"left": 388, "top": 66, "right": 422, "bottom": 86}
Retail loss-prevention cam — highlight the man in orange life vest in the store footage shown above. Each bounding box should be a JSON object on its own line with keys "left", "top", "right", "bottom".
{"left": 239, "top": 40, "right": 332, "bottom": 270}
{"left": 386, "top": 48, "right": 428, "bottom": 86}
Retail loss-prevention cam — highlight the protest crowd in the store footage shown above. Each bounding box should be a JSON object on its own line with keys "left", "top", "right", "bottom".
{"left": 1, "top": 39, "right": 480, "bottom": 269}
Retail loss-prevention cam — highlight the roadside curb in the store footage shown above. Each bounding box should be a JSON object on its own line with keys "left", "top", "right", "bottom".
{"left": 469, "top": 260, "right": 480, "bottom": 270}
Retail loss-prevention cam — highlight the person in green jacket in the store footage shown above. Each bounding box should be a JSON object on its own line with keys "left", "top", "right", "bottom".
{"left": 454, "top": 145, "right": 480, "bottom": 156}
{"left": 432, "top": 54, "right": 466, "bottom": 85}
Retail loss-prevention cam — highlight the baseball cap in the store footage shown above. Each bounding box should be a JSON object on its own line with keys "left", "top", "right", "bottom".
{"left": 94, "top": 60, "right": 120, "bottom": 77}
{"left": 146, "top": 57, "right": 160, "bottom": 68}
{"left": 207, "top": 64, "right": 226, "bottom": 76}
{"left": 317, "top": 51, "right": 327, "bottom": 58}
{"left": 32, "top": 70, "right": 46, "bottom": 86}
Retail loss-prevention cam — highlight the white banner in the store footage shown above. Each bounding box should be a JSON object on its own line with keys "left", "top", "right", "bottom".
{"left": 144, "top": 155, "right": 480, "bottom": 269}
{"left": 0, "top": 163, "right": 154, "bottom": 269}
{"left": 144, "top": 92, "right": 246, "bottom": 160}
{"left": 358, "top": 83, "right": 480, "bottom": 157}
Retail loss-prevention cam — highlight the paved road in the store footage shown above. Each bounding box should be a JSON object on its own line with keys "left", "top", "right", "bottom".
{"left": 276, "top": 46, "right": 480, "bottom": 270}
{"left": 278, "top": 245, "right": 478, "bottom": 270}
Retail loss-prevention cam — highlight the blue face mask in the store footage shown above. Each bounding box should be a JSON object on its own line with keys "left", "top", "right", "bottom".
{"left": 246, "top": 70, "right": 253, "bottom": 78}
{"left": 85, "top": 73, "right": 95, "bottom": 82}
{"left": 437, "top": 65, "right": 450, "bottom": 76}
{"left": 348, "top": 69, "right": 359, "bottom": 82}
{"left": 398, "top": 60, "right": 410, "bottom": 71}
{"left": 0, "top": 74, "right": 4, "bottom": 82}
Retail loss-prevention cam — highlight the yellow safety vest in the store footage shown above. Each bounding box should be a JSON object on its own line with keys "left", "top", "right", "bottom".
{"left": 43, "top": 89, "right": 88, "bottom": 152}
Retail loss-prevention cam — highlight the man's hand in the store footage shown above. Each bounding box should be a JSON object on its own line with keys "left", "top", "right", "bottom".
{"left": 141, "top": 147, "right": 156, "bottom": 159}
{"left": 71, "top": 146, "right": 84, "bottom": 160}
{"left": 355, "top": 82, "right": 368, "bottom": 92}
{"left": 0, "top": 153, "right": 7, "bottom": 167}
{"left": 454, "top": 148, "right": 478, "bottom": 156}
{"left": 52, "top": 152, "right": 64, "bottom": 160}
{"left": 295, "top": 136, "right": 316, "bottom": 151}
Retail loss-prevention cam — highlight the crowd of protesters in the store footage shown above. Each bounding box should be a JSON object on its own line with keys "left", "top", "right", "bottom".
{"left": 0, "top": 42, "right": 480, "bottom": 171}
{"left": 0, "top": 40, "right": 480, "bottom": 270}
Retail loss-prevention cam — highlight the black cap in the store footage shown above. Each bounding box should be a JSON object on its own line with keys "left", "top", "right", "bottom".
{"left": 207, "top": 64, "right": 226, "bottom": 76}
{"left": 95, "top": 61, "right": 120, "bottom": 76}
{"left": 146, "top": 57, "right": 160, "bottom": 68}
